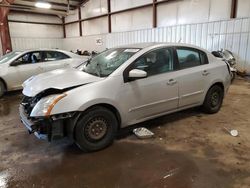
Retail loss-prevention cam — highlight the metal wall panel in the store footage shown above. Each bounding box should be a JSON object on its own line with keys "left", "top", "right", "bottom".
{"left": 62, "top": 34, "right": 107, "bottom": 52}
{"left": 106, "top": 18, "right": 250, "bottom": 73}
{"left": 157, "top": 2, "right": 178, "bottom": 27}
{"left": 9, "top": 22, "right": 63, "bottom": 38}
{"left": 8, "top": 12, "right": 62, "bottom": 23}
{"left": 178, "top": 0, "right": 210, "bottom": 24}
{"left": 81, "top": 0, "right": 108, "bottom": 19}
{"left": 209, "top": 0, "right": 231, "bottom": 21}
{"left": 111, "top": 7, "right": 152, "bottom": 32}
{"left": 82, "top": 17, "right": 108, "bottom": 35}
{"left": 65, "top": 22, "right": 80, "bottom": 37}
{"left": 8, "top": 12, "right": 63, "bottom": 53}
{"left": 110, "top": 0, "right": 152, "bottom": 12}
{"left": 11, "top": 38, "right": 63, "bottom": 51}
{"left": 237, "top": 0, "right": 250, "bottom": 18}
{"left": 65, "top": 10, "right": 78, "bottom": 23}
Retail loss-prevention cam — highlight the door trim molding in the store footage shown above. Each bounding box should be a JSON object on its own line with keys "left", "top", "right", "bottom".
{"left": 180, "top": 90, "right": 204, "bottom": 99}
{"left": 129, "top": 97, "right": 179, "bottom": 112}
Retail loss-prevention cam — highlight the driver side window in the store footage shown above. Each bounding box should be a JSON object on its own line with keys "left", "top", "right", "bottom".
{"left": 133, "top": 48, "right": 174, "bottom": 77}
{"left": 15, "top": 52, "right": 42, "bottom": 65}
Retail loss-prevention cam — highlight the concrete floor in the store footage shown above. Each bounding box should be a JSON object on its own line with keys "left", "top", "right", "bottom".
{"left": 0, "top": 78, "right": 250, "bottom": 188}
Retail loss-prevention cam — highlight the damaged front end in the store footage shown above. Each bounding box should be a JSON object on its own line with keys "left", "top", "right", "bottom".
{"left": 19, "top": 89, "right": 78, "bottom": 141}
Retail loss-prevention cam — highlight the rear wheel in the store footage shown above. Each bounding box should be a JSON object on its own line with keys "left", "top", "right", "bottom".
{"left": 0, "top": 81, "right": 6, "bottom": 98}
{"left": 202, "top": 85, "right": 224, "bottom": 114}
{"left": 75, "top": 106, "right": 118, "bottom": 152}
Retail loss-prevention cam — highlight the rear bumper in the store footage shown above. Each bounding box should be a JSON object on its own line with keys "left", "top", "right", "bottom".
{"left": 19, "top": 105, "right": 65, "bottom": 141}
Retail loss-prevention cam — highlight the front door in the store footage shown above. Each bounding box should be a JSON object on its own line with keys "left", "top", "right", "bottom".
{"left": 119, "top": 47, "right": 179, "bottom": 125}
{"left": 8, "top": 51, "right": 45, "bottom": 89}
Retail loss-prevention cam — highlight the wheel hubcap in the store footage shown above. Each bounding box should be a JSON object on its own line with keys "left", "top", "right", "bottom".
{"left": 85, "top": 117, "right": 108, "bottom": 141}
{"left": 211, "top": 91, "right": 220, "bottom": 107}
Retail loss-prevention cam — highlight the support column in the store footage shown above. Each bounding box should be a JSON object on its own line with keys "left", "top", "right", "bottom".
{"left": 62, "top": 17, "right": 66, "bottom": 38}
{"left": 0, "top": 0, "right": 14, "bottom": 54}
{"left": 107, "top": 0, "right": 111, "bottom": 33}
{"left": 230, "top": 0, "right": 238, "bottom": 18}
{"left": 153, "top": 0, "right": 157, "bottom": 28}
{"left": 78, "top": 7, "right": 82, "bottom": 36}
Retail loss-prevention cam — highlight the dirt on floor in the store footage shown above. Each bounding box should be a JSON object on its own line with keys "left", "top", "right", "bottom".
{"left": 0, "top": 78, "right": 250, "bottom": 188}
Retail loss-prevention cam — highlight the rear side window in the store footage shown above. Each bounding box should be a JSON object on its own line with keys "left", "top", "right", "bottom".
{"left": 44, "top": 51, "right": 70, "bottom": 62}
{"left": 176, "top": 48, "right": 208, "bottom": 69}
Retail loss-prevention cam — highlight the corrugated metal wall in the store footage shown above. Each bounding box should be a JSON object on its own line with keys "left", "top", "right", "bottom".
{"left": 106, "top": 17, "right": 250, "bottom": 73}
{"left": 62, "top": 34, "right": 107, "bottom": 52}
{"left": 11, "top": 38, "right": 63, "bottom": 51}
{"left": 8, "top": 12, "right": 63, "bottom": 52}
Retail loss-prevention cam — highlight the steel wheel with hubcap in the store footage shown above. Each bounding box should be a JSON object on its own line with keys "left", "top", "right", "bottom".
{"left": 84, "top": 117, "right": 108, "bottom": 142}
{"left": 202, "top": 85, "right": 224, "bottom": 114}
{"left": 75, "top": 106, "right": 118, "bottom": 152}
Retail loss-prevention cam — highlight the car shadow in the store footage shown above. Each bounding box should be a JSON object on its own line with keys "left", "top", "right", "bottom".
{"left": 61, "top": 107, "right": 204, "bottom": 154}
{"left": 0, "top": 91, "right": 23, "bottom": 117}
{"left": 116, "top": 107, "right": 204, "bottom": 139}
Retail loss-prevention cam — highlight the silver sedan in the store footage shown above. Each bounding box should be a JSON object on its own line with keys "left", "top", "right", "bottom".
{"left": 20, "top": 43, "right": 231, "bottom": 151}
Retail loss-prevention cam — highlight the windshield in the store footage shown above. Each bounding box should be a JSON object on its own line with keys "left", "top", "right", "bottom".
{"left": 78, "top": 48, "right": 140, "bottom": 77}
{"left": 0, "top": 52, "right": 21, "bottom": 64}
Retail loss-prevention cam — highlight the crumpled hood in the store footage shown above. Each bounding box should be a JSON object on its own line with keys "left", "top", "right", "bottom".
{"left": 22, "top": 68, "right": 103, "bottom": 97}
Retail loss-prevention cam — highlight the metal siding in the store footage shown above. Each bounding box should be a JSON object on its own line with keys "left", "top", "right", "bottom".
{"left": 11, "top": 38, "right": 63, "bottom": 51}
{"left": 106, "top": 17, "right": 250, "bottom": 73}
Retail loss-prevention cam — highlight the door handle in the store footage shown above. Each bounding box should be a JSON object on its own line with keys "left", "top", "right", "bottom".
{"left": 202, "top": 70, "right": 210, "bottom": 76}
{"left": 167, "top": 79, "right": 177, "bottom": 86}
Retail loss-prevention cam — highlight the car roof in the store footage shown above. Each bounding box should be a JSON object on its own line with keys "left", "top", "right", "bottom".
{"left": 116, "top": 42, "right": 210, "bottom": 53}
{"left": 17, "top": 49, "right": 67, "bottom": 53}
{"left": 12, "top": 49, "right": 81, "bottom": 58}
{"left": 117, "top": 43, "right": 157, "bottom": 49}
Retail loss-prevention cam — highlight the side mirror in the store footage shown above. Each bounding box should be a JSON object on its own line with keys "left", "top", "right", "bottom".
{"left": 128, "top": 69, "right": 147, "bottom": 79}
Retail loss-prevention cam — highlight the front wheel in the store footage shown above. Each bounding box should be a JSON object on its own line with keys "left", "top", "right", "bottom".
{"left": 202, "top": 85, "right": 224, "bottom": 114}
{"left": 75, "top": 106, "right": 118, "bottom": 152}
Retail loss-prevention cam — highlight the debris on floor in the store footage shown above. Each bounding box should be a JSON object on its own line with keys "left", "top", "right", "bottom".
{"left": 133, "top": 127, "right": 154, "bottom": 139}
{"left": 163, "top": 168, "right": 180, "bottom": 179}
{"left": 224, "top": 127, "right": 239, "bottom": 137}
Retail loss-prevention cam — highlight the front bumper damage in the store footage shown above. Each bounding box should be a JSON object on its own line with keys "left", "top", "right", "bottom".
{"left": 19, "top": 104, "right": 66, "bottom": 141}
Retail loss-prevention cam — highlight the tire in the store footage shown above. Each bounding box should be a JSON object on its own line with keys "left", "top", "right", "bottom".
{"left": 0, "top": 81, "right": 6, "bottom": 98}
{"left": 74, "top": 106, "right": 118, "bottom": 152}
{"left": 202, "top": 85, "right": 224, "bottom": 114}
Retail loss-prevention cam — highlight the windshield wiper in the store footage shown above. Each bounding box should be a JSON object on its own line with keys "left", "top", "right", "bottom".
{"left": 85, "top": 58, "right": 92, "bottom": 66}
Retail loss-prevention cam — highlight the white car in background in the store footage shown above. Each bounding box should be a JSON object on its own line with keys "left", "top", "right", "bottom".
{"left": 0, "top": 49, "right": 86, "bottom": 97}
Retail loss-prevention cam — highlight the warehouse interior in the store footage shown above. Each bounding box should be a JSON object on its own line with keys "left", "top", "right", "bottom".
{"left": 0, "top": 0, "right": 250, "bottom": 187}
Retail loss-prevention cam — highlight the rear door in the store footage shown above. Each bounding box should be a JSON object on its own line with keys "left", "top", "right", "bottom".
{"left": 43, "top": 51, "right": 71, "bottom": 71}
{"left": 175, "top": 47, "right": 212, "bottom": 107}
